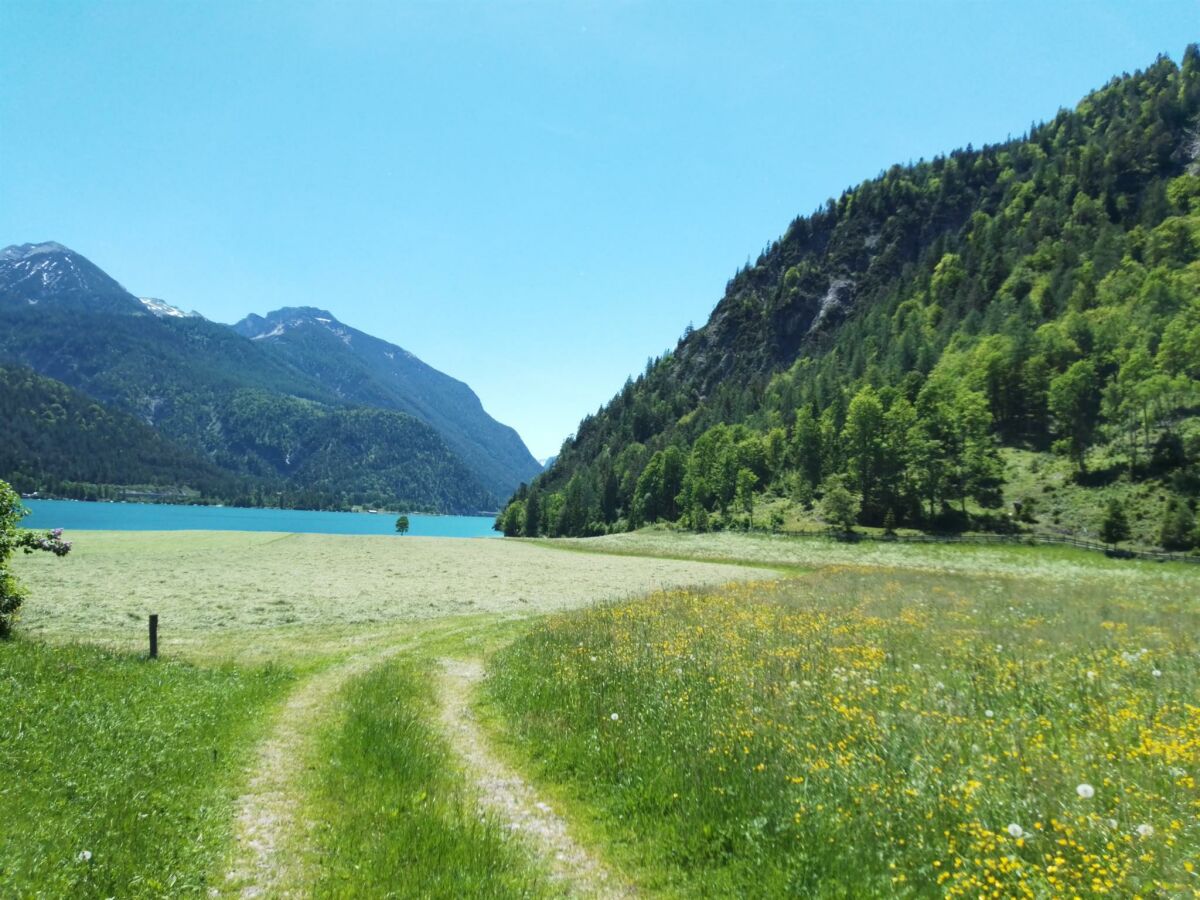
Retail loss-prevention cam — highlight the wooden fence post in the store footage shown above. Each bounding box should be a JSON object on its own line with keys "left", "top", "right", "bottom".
{"left": 149, "top": 614, "right": 158, "bottom": 659}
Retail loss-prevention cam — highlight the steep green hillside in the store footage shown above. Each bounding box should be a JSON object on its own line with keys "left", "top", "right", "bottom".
{"left": 0, "top": 365, "right": 240, "bottom": 500}
{"left": 231, "top": 307, "right": 541, "bottom": 499}
{"left": 504, "top": 47, "right": 1200, "bottom": 549}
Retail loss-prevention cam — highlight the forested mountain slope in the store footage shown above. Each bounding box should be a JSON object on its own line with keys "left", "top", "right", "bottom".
{"left": 0, "top": 365, "right": 240, "bottom": 500}
{"left": 232, "top": 307, "right": 541, "bottom": 500}
{"left": 0, "top": 246, "right": 497, "bottom": 512}
{"left": 503, "top": 47, "right": 1200, "bottom": 548}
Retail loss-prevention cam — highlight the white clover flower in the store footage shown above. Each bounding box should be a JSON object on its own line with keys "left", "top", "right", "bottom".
{"left": 610, "top": 712, "right": 619, "bottom": 721}
{"left": 1076, "top": 783, "right": 1095, "bottom": 799}
{"left": 1136, "top": 823, "right": 1154, "bottom": 838}
{"left": 912, "top": 663, "right": 922, "bottom": 671}
{"left": 1086, "top": 670, "right": 1097, "bottom": 681}
{"left": 1152, "top": 669, "right": 1162, "bottom": 678}
{"left": 76, "top": 850, "right": 91, "bottom": 863}
{"left": 984, "top": 709, "right": 995, "bottom": 719}
{"left": 1007, "top": 823, "right": 1024, "bottom": 838}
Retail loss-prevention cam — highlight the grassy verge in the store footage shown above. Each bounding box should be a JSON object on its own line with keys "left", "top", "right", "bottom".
{"left": 488, "top": 571, "right": 1200, "bottom": 897}
{"left": 0, "top": 639, "right": 291, "bottom": 897}
{"left": 305, "top": 656, "right": 548, "bottom": 897}
{"left": 558, "top": 527, "right": 1200, "bottom": 582}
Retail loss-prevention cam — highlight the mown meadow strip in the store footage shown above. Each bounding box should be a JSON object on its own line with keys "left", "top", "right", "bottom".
{"left": 304, "top": 657, "right": 548, "bottom": 898}
{"left": 0, "top": 640, "right": 292, "bottom": 897}
{"left": 489, "top": 569, "right": 1200, "bottom": 897}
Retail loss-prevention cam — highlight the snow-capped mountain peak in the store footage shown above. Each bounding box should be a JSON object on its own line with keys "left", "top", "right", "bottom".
{"left": 139, "top": 297, "right": 200, "bottom": 319}
{"left": 0, "top": 241, "right": 143, "bottom": 313}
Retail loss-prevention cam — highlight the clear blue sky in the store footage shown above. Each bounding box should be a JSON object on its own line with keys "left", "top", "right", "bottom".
{"left": 1, "top": 2, "right": 1195, "bottom": 459}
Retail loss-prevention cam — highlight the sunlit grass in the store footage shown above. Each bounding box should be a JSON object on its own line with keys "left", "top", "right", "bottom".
{"left": 489, "top": 568, "right": 1200, "bottom": 897}
{"left": 12, "top": 530, "right": 771, "bottom": 663}
{"left": 304, "top": 656, "right": 548, "bottom": 897}
{"left": 0, "top": 640, "right": 291, "bottom": 897}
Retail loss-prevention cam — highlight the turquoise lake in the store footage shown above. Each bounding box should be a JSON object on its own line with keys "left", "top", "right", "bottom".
{"left": 21, "top": 499, "right": 499, "bottom": 538}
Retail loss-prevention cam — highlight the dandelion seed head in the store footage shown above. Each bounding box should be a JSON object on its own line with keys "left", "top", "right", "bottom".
{"left": 1007, "top": 823, "right": 1023, "bottom": 838}
{"left": 1076, "top": 783, "right": 1095, "bottom": 799}
{"left": 1136, "top": 823, "right": 1154, "bottom": 837}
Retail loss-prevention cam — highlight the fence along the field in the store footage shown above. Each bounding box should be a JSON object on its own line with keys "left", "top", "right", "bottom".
{"left": 779, "top": 528, "right": 1200, "bottom": 564}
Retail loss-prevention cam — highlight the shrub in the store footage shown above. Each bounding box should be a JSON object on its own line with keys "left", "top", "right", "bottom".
{"left": 0, "top": 480, "right": 71, "bottom": 636}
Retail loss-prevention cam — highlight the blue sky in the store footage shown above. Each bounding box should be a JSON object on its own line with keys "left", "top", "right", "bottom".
{"left": 1, "top": 2, "right": 1196, "bottom": 459}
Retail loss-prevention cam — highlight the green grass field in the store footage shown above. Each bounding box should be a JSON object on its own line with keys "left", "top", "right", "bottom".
{"left": 489, "top": 570, "right": 1200, "bottom": 896}
{"left": 13, "top": 531, "right": 773, "bottom": 664}
{"left": 305, "top": 656, "right": 549, "bottom": 898}
{"left": 0, "top": 640, "right": 291, "bottom": 896}
{"left": 5, "top": 528, "right": 1199, "bottom": 897}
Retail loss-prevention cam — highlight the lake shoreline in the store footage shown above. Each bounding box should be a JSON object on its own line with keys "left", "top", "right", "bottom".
{"left": 21, "top": 499, "right": 500, "bottom": 539}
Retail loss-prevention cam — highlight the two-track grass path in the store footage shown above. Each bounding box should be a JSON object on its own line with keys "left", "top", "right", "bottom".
{"left": 221, "top": 641, "right": 633, "bottom": 898}
{"left": 222, "top": 642, "right": 416, "bottom": 898}
{"left": 437, "top": 658, "right": 634, "bottom": 899}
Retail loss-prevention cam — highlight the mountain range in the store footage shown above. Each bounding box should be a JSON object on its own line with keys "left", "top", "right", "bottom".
{"left": 501, "top": 46, "right": 1200, "bottom": 549}
{"left": 0, "top": 242, "right": 541, "bottom": 512}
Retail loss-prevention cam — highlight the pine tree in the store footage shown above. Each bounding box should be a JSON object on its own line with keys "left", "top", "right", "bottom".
{"left": 1160, "top": 499, "right": 1196, "bottom": 551}
{"left": 524, "top": 489, "right": 541, "bottom": 538}
{"left": 1099, "top": 499, "right": 1130, "bottom": 545}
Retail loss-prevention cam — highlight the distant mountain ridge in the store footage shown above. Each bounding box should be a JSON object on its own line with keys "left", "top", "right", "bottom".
{"left": 0, "top": 242, "right": 536, "bottom": 512}
{"left": 231, "top": 307, "right": 542, "bottom": 500}
{"left": 0, "top": 242, "right": 143, "bottom": 314}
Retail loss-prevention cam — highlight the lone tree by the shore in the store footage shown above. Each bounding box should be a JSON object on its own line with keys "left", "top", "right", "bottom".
{"left": 395, "top": 515, "right": 410, "bottom": 535}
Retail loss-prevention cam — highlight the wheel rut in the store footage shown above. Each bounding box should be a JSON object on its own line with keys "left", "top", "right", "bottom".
{"left": 436, "top": 657, "right": 635, "bottom": 899}
{"left": 221, "top": 642, "right": 414, "bottom": 898}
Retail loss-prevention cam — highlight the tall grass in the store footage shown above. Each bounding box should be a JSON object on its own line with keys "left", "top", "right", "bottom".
{"left": 489, "top": 568, "right": 1200, "bottom": 897}
{"left": 0, "top": 640, "right": 291, "bottom": 897}
{"left": 306, "top": 657, "right": 547, "bottom": 898}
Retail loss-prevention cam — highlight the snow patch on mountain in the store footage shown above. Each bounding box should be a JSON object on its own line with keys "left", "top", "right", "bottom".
{"left": 140, "top": 297, "right": 199, "bottom": 319}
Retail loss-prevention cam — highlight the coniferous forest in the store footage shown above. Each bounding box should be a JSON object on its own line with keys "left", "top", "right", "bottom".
{"left": 501, "top": 48, "right": 1200, "bottom": 549}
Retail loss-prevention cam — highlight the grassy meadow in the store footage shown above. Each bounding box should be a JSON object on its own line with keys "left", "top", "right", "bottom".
{"left": 4, "top": 527, "right": 1199, "bottom": 896}
{"left": 0, "top": 640, "right": 291, "bottom": 896}
{"left": 554, "top": 528, "right": 1200, "bottom": 582}
{"left": 489, "top": 569, "right": 1200, "bottom": 897}
{"left": 12, "top": 530, "right": 773, "bottom": 664}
